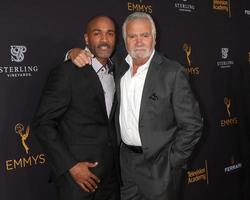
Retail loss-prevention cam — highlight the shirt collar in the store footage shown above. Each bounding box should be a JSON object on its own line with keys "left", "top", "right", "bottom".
{"left": 91, "top": 57, "right": 113, "bottom": 74}
{"left": 125, "top": 49, "right": 155, "bottom": 74}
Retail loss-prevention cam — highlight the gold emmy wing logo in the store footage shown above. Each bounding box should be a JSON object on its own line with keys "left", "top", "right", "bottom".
{"left": 220, "top": 97, "right": 238, "bottom": 127}
{"left": 183, "top": 43, "right": 192, "bottom": 66}
{"left": 15, "top": 123, "right": 30, "bottom": 154}
{"left": 224, "top": 97, "right": 231, "bottom": 117}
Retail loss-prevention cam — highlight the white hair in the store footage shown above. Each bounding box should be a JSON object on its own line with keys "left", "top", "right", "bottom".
{"left": 122, "top": 12, "right": 157, "bottom": 41}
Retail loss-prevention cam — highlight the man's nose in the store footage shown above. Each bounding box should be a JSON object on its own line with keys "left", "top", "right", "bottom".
{"left": 100, "top": 33, "right": 107, "bottom": 41}
{"left": 135, "top": 36, "right": 143, "bottom": 45}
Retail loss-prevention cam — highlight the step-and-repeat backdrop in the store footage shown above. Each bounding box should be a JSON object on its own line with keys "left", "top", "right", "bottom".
{"left": 1, "top": 0, "right": 249, "bottom": 200}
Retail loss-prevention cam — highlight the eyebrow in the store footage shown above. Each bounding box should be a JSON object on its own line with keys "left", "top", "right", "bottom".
{"left": 91, "top": 29, "right": 115, "bottom": 32}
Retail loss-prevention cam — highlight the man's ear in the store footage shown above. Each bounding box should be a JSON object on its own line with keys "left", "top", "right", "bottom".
{"left": 84, "top": 34, "right": 88, "bottom": 45}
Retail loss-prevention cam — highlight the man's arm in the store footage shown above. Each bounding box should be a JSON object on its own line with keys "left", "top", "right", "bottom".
{"left": 32, "top": 65, "right": 100, "bottom": 192}
{"left": 170, "top": 66, "right": 203, "bottom": 168}
{"left": 33, "top": 65, "right": 77, "bottom": 176}
{"left": 66, "top": 47, "right": 93, "bottom": 67}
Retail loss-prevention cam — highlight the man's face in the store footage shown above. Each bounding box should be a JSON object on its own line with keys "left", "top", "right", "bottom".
{"left": 84, "top": 17, "right": 115, "bottom": 63}
{"left": 125, "top": 18, "right": 155, "bottom": 61}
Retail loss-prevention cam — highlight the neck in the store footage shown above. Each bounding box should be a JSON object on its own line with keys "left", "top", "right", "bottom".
{"left": 96, "top": 58, "right": 108, "bottom": 66}
{"left": 132, "top": 57, "right": 149, "bottom": 75}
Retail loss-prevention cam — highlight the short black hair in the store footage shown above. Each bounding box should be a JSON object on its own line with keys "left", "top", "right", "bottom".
{"left": 85, "top": 15, "right": 116, "bottom": 33}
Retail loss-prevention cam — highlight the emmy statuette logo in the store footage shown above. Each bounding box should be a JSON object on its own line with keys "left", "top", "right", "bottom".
{"left": 182, "top": 43, "right": 200, "bottom": 75}
{"left": 15, "top": 123, "right": 30, "bottom": 154}
{"left": 10, "top": 45, "right": 27, "bottom": 62}
{"left": 4, "top": 123, "right": 47, "bottom": 171}
{"left": 220, "top": 97, "right": 238, "bottom": 127}
{"left": 183, "top": 43, "right": 192, "bottom": 66}
{"left": 224, "top": 97, "right": 231, "bottom": 117}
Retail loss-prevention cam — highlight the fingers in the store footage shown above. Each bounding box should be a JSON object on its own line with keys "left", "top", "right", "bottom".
{"left": 77, "top": 177, "right": 98, "bottom": 193}
{"left": 79, "top": 51, "right": 92, "bottom": 64}
{"left": 70, "top": 161, "right": 100, "bottom": 193}
{"left": 89, "top": 172, "right": 100, "bottom": 184}
{"left": 78, "top": 182, "right": 90, "bottom": 193}
{"left": 85, "top": 50, "right": 94, "bottom": 58}
{"left": 69, "top": 47, "right": 92, "bottom": 67}
{"left": 72, "top": 51, "right": 92, "bottom": 67}
{"left": 84, "top": 47, "right": 94, "bottom": 58}
{"left": 83, "top": 180, "right": 96, "bottom": 192}
{"left": 72, "top": 59, "right": 84, "bottom": 67}
{"left": 86, "top": 162, "right": 100, "bottom": 183}
{"left": 87, "top": 161, "right": 98, "bottom": 168}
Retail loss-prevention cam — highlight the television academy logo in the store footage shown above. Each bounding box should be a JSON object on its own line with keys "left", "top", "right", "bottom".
{"left": 5, "top": 123, "right": 46, "bottom": 171}
{"left": 174, "top": 0, "right": 196, "bottom": 13}
{"left": 213, "top": 0, "right": 231, "bottom": 17}
{"left": 220, "top": 97, "right": 238, "bottom": 127}
{"left": 187, "top": 160, "right": 209, "bottom": 184}
{"left": 127, "top": 0, "right": 153, "bottom": 13}
{"left": 0, "top": 45, "right": 39, "bottom": 78}
{"left": 224, "top": 156, "right": 242, "bottom": 173}
{"left": 11, "top": 45, "right": 27, "bottom": 62}
{"left": 182, "top": 43, "right": 200, "bottom": 75}
{"left": 217, "top": 47, "right": 234, "bottom": 68}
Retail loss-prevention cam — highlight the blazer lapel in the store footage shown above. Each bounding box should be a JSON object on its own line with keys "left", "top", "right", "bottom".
{"left": 109, "top": 92, "right": 117, "bottom": 120}
{"left": 83, "top": 66, "right": 108, "bottom": 118}
{"left": 139, "top": 52, "right": 163, "bottom": 122}
{"left": 116, "top": 61, "right": 130, "bottom": 108}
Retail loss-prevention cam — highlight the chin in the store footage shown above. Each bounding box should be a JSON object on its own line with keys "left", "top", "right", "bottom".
{"left": 96, "top": 53, "right": 112, "bottom": 59}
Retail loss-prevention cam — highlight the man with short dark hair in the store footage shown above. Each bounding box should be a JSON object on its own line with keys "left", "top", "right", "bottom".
{"left": 32, "top": 16, "right": 120, "bottom": 200}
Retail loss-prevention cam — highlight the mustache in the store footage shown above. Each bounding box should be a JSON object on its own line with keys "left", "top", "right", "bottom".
{"left": 97, "top": 43, "right": 111, "bottom": 49}
{"left": 133, "top": 47, "right": 148, "bottom": 51}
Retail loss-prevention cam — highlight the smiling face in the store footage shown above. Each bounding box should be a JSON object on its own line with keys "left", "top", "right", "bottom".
{"left": 125, "top": 18, "right": 155, "bottom": 63}
{"left": 84, "top": 16, "right": 116, "bottom": 65}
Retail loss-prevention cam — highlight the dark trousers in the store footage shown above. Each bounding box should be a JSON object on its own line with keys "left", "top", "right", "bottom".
{"left": 120, "top": 143, "right": 181, "bottom": 200}
{"left": 56, "top": 170, "right": 119, "bottom": 200}
{"left": 120, "top": 144, "right": 166, "bottom": 200}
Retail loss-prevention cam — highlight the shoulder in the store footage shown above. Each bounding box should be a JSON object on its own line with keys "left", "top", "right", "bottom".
{"left": 152, "top": 52, "right": 189, "bottom": 84}
{"left": 50, "top": 60, "right": 92, "bottom": 78}
{"left": 153, "top": 52, "right": 184, "bottom": 73}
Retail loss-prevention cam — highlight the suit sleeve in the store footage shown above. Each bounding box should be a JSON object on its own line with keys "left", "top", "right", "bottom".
{"left": 170, "top": 66, "right": 203, "bottom": 169}
{"left": 32, "top": 65, "right": 77, "bottom": 177}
